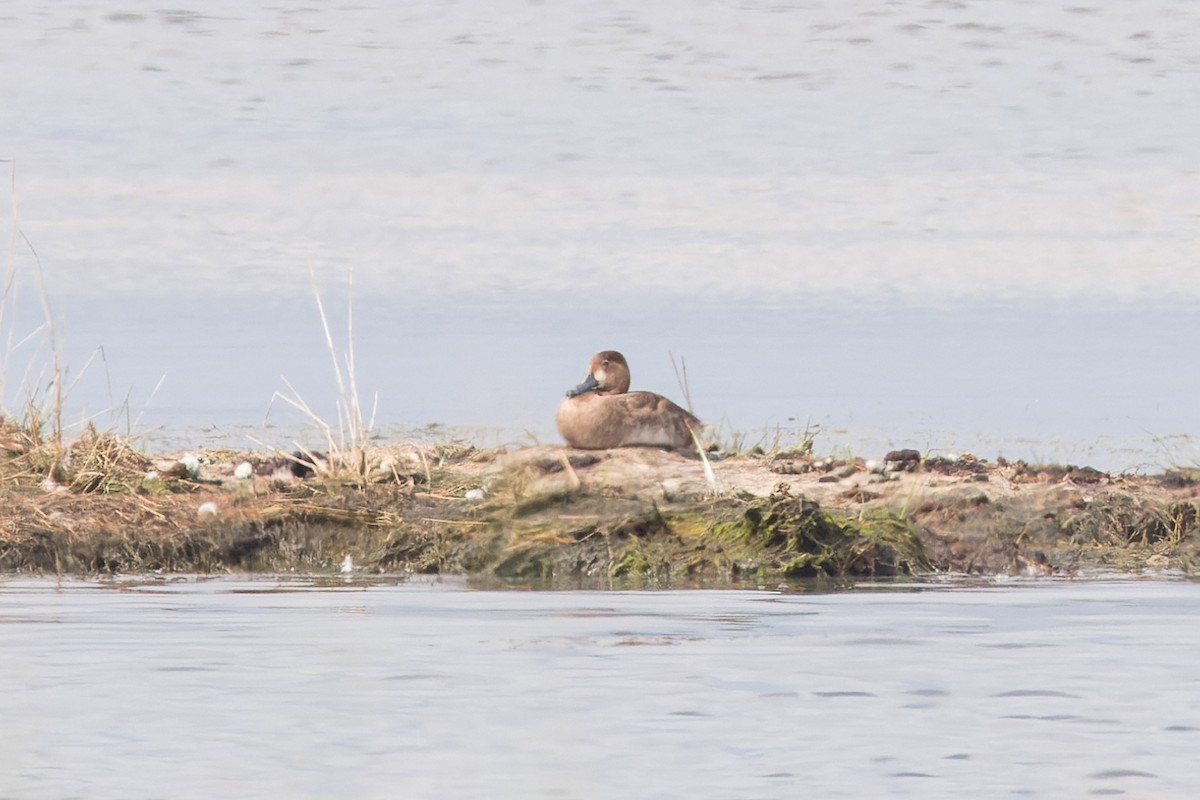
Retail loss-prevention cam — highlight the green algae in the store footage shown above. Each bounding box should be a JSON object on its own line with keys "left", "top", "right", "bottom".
{"left": 668, "top": 493, "right": 929, "bottom": 580}
{"left": 464, "top": 489, "right": 931, "bottom": 585}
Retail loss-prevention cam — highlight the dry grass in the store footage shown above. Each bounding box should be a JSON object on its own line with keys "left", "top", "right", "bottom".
{"left": 2, "top": 161, "right": 141, "bottom": 501}
{"left": 60, "top": 424, "right": 152, "bottom": 493}
{"left": 3, "top": 159, "right": 68, "bottom": 482}
{"left": 269, "top": 272, "right": 379, "bottom": 483}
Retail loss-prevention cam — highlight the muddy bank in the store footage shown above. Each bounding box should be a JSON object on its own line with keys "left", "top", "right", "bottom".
{"left": 2, "top": 429, "right": 1199, "bottom": 583}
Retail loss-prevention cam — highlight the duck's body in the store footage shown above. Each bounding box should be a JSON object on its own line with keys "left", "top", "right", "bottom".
{"left": 555, "top": 351, "right": 701, "bottom": 450}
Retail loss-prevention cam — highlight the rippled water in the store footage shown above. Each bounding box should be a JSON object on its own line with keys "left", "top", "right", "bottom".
{"left": 3, "top": 1, "right": 1200, "bottom": 467}
{"left": 2, "top": 577, "right": 1198, "bottom": 799}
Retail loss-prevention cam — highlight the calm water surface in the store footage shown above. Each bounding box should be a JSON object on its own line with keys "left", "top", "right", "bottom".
{"left": 2, "top": 577, "right": 1198, "bottom": 799}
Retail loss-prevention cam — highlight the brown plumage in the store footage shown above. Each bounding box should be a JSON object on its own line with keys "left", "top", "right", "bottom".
{"left": 555, "top": 351, "right": 701, "bottom": 449}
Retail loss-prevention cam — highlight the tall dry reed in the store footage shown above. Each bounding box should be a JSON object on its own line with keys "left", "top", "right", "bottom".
{"left": 270, "top": 272, "right": 379, "bottom": 481}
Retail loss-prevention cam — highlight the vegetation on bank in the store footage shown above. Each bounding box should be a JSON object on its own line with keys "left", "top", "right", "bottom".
{"left": 0, "top": 422, "right": 922, "bottom": 580}
{"left": 1, "top": 418, "right": 1198, "bottom": 583}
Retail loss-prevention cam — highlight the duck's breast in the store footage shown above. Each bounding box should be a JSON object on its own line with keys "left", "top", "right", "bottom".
{"left": 556, "top": 393, "right": 620, "bottom": 449}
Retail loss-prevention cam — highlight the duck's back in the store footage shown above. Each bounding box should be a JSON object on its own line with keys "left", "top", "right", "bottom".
{"left": 557, "top": 390, "right": 699, "bottom": 449}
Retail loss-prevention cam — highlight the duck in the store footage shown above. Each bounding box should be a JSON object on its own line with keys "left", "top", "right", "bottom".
{"left": 556, "top": 350, "right": 702, "bottom": 450}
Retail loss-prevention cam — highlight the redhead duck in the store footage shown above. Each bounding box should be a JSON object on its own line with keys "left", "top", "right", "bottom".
{"left": 556, "top": 350, "right": 702, "bottom": 450}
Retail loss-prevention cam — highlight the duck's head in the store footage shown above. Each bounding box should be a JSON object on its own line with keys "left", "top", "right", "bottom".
{"left": 566, "top": 350, "right": 631, "bottom": 396}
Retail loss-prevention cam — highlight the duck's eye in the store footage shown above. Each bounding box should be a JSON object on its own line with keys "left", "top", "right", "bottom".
{"left": 600, "top": 360, "right": 609, "bottom": 367}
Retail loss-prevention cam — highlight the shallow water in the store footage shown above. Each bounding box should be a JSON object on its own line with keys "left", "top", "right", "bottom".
{"left": 2, "top": 577, "right": 1199, "bottom": 799}
{"left": 32, "top": 292, "right": 1200, "bottom": 473}
{"left": 3, "top": 1, "right": 1200, "bottom": 468}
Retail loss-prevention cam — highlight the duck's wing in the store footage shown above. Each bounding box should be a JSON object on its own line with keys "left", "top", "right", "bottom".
{"left": 622, "top": 391, "right": 701, "bottom": 425}
{"left": 618, "top": 391, "right": 702, "bottom": 448}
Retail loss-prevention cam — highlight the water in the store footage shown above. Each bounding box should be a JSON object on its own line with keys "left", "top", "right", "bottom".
{"left": 2, "top": 576, "right": 1198, "bottom": 799}
{"left": 3, "top": 1, "right": 1200, "bottom": 468}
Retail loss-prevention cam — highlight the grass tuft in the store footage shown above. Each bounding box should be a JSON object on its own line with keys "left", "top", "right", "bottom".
{"left": 270, "top": 272, "right": 379, "bottom": 483}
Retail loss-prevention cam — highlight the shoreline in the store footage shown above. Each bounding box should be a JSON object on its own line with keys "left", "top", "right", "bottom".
{"left": 3, "top": 429, "right": 1198, "bottom": 582}
{"left": 83, "top": 420, "right": 1200, "bottom": 477}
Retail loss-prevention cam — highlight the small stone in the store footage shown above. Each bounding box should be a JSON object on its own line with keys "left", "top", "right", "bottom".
{"left": 197, "top": 501, "right": 218, "bottom": 517}
{"left": 465, "top": 488, "right": 485, "bottom": 502}
{"left": 234, "top": 461, "right": 253, "bottom": 480}
{"left": 40, "top": 477, "right": 67, "bottom": 494}
{"left": 179, "top": 455, "right": 201, "bottom": 479}
{"left": 1066, "top": 466, "right": 1107, "bottom": 485}
{"left": 884, "top": 449, "right": 922, "bottom": 472}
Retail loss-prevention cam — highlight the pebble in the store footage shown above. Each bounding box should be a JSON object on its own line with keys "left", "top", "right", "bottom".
{"left": 883, "top": 449, "right": 922, "bottom": 472}
{"left": 40, "top": 477, "right": 67, "bottom": 494}
{"left": 179, "top": 455, "right": 201, "bottom": 479}
{"left": 197, "top": 501, "right": 218, "bottom": 517}
{"left": 233, "top": 461, "right": 253, "bottom": 480}
{"left": 465, "top": 488, "right": 485, "bottom": 502}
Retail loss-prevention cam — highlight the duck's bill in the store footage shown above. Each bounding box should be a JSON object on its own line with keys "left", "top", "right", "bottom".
{"left": 565, "top": 373, "right": 599, "bottom": 397}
